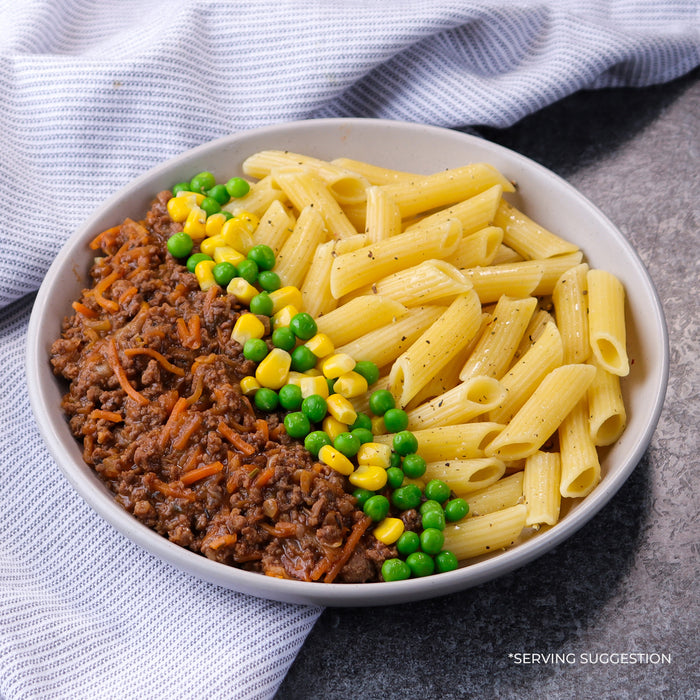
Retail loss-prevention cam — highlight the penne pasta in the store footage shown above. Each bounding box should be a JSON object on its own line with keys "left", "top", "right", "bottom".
{"left": 523, "top": 451, "right": 562, "bottom": 526}
{"left": 485, "top": 363, "right": 596, "bottom": 460}
{"left": 336, "top": 305, "right": 444, "bottom": 369}
{"left": 513, "top": 309, "right": 555, "bottom": 363}
{"left": 406, "top": 376, "right": 506, "bottom": 430}
{"left": 465, "top": 472, "right": 525, "bottom": 517}
{"left": 587, "top": 359, "right": 627, "bottom": 446}
{"left": 489, "top": 321, "right": 564, "bottom": 425}
{"left": 314, "top": 294, "right": 407, "bottom": 346}
{"left": 442, "top": 504, "right": 527, "bottom": 561}
{"left": 300, "top": 234, "right": 368, "bottom": 318}
{"left": 559, "top": 396, "right": 601, "bottom": 498}
{"left": 374, "top": 423, "right": 505, "bottom": 462}
{"left": 381, "top": 164, "right": 514, "bottom": 219}
{"left": 389, "top": 291, "right": 483, "bottom": 407}
{"left": 493, "top": 198, "right": 579, "bottom": 260}
{"left": 587, "top": 269, "right": 629, "bottom": 376}
{"left": 463, "top": 261, "right": 544, "bottom": 304}
{"left": 364, "top": 185, "right": 402, "bottom": 243}
{"left": 330, "top": 157, "right": 420, "bottom": 185}
{"left": 531, "top": 251, "right": 584, "bottom": 296}
{"left": 422, "top": 457, "right": 506, "bottom": 495}
{"left": 253, "top": 199, "right": 294, "bottom": 255}
{"left": 224, "top": 175, "right": 288, "bottom": 219}
{"left": 274, "top": 204, "right": 326, "bottom": 289}
{"left": 450, "top": 226, "right": 504, "bottom": 269}
{"left": 552, "top": 262, "right": 590, "bottom": 364}
{"left": 490, "top": 244, "right": 524, "bottom": 266}
{"left": 459, "top": 295, "right": 538, "bottom": 381}
{"left": 329, "top": 218, "right": 462, "bottom": 298}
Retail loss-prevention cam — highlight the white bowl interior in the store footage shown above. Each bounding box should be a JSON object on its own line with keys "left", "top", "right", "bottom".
{"left": 26, "top": 118, "right": 668, "bottom": 606}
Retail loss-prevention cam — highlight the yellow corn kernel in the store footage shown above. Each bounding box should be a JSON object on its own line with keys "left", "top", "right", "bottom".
{"left": 326, "top": 393, "right": 357, "bottom": 425}
{"left": 213, "top": 245, "right": 246, "bottom": 266}
{"left": 371, "top": 415, "right": 387, "bottom": 435}
{"left": 357, "top": 442, "right": 392, "bottom": 469}
{"left": 226, "top": 277, "right": 258, "bottom": 304}
{"left": 183, "top": 206, "right": 207, "bottom": 239}
{"left": 200, "top": 233, "right": 228, "bottom": 257}
{"left": 299, "top": 375, "right": 329, "bottom": 399}
{"left": 305, "top": 333, "right": 334, "bottom": 359}
{"left": 194, "top": 259, "right": 217, "bottom": 291}
{"left": 373, "top": 517, "right": 405, "bottom": 545}
{"left": 285, "top": 371, "right": 306, "bottom": 387}
{"left": 205, "top": 212, "right": 228, "bottom": 237}
{"left": 318, "top": 445, "right": 355, "bottom": 476}
{"left": 176, "top": 190, "right": 206, "bottom": 205}
{"left": 348, "top": 465, "right": 388, "bottom": 491}
{"left": 239, "top": 376, "right": 261, "bottom": 396}
{"left": 320, "top": 353, "right": 356, "bottom": 379}
{"left": 255, "top": 348, "right": 291, "bottom": 390}
{"left": 333, "top": 371, "right": 368, "bottom": 399}
{"left": 322, "top": 415, "right": 348, "bottom": 442}
{"left": 303, "top": 368, "right": 322, "bottom": 377}
{"left": 231, "top": 312, "right": 266, "bottom": 346}
{"left": 269, "top": 286, "right": 304, "bottom": 315}
{"left": 222, "top": 214, "right": 258, "bottom": 252}
{"left": 271, "top": 304, "right": 299, "bottom": 330}
{"left": 167, "top": 196, "right": 193, "bottom": 223}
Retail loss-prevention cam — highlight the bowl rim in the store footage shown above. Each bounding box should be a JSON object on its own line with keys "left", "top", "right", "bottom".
{"left": 26, "top": 117, "right": 669, "bottom": 607}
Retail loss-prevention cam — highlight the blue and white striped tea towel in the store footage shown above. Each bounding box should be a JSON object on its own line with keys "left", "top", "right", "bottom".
{"left": 0, "top": 1, "right": 697, "bottom": 698}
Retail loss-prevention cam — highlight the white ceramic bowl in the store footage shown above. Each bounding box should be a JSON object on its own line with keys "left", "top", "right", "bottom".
{"left": 26, "top": 118, "right": 668, "bottom": 606}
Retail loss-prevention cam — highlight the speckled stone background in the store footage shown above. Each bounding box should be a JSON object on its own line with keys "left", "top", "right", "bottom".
{"left": 277, "top": 68, "right": 700, "bottom": 700}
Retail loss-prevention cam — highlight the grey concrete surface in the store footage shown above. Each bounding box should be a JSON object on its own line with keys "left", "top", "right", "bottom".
{"left": 276, "top": 68, "right": 700, "bottom": 700}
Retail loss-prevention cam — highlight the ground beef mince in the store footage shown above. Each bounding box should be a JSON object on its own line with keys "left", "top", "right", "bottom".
{"left": 50, "top": 191, "right": 395, "bottom": 583}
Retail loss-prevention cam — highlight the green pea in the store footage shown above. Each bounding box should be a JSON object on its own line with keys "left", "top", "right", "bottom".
{"left": 271, "top": 326, "right": 296, "bottom": 352}
{"left": 389, "top": 451, "right": 403, "bottom": 469}
{"left": 225, "top": 177, "right": 251, "bottom": 198}
{"left": 396, "top": 531, "right": 420, "bottom": 557}
{"left": 353, "top": 488, "right": 374, "bottom": 508}
{"left": 249, "top": 292, "right": 274, "bottom": 316}
{"left": 284, "top": 411, "right": 311, "bottom": 439}
{"left": 189, "top": 171, "right": 216, "bottom": 194}
{"left": 186, "top": 252, "right": 213, "bottom": 273}
{"left": 421, "top": 508, "right": 445, "bottom": 531}
{"left": 350, "top": 412, "right": 372, "bottom": 432}
{"left": 289, "top": 312, "right": 317, "bottom": 341}
{"left": 383, "top": 408, "right": 408, "bottom": 433}
{"left": 290, "top": 345, "right": 317, "bottom": 372}
{"left": 386, "top": 466, "right": 404, "bottom": 490}
{"left": 212, "top": 261, "right": 237, "bottom": 286}
{"left": 435, "top": 550, "right": 459, "bottom": 573}
{"left": 391, "top": 483, "right": 422, "bottom": 511}
{"left": 444, "top": 498, "right": 469, "bottom": 522}
{"left": 166, "top": 232, "right": 193, "bottom": 259}
{"left": 200, "top": 196, "right": 222, "bottom": 217}
{"left": 221, "top": 210, "right": 234, "bottom": 221}
{"left": 301, "top": 394, "right": 327, "bottom": 423}
{"left": 401, "top": 453, "right": 426, "bottom": 479}
{"left": 363, "top": 494, "right": 389, "bottom": 522}
{"left": 243, "top": 338, "right": 269, "bottom": 363}
{"left": 236, "top": 258, "right": 259, "bottom": 284}
{"left": 350, "top": 428, "right": 374, "bottom": 445}
{"left": 278, "top": 383, "right": 303, "bottom": 411}
{"left": 206, "top": 184, "right": 231, "bottom": 206}
{"left": 353, "top": 360, "right": 380, "bottom": 386}
{"left": 420, "top": 499, "right": 444, "bottom": 515}
{"left": 381, "top": 558, "right": 411, "bottom": 582}
{"left": 254, "top": 387, "right": 278, "bottom": 412}
{"left": 171, "top": 182, "right": 190, "bottom": 196}
{"left": 247, "top": 244, "right": 276, "bottom": 272}
{"left": 333, "top": 431, "right": 361, "bottom": 458}
{"left": 304, "top": 430, "right": 331, "bottom": 457}
{"left": 420, "top": 527, "right": 445, "bottom": 555}
{"left": 424, "top": 478, "right": 450, "bottom": 504}
{"left": 257, "top": 270, "right": 281, "bottom": 292}
{"left": 406, "top": 551, "right": 435, "bottom": 578}
{"left": 326, "top": 377, "right": 336, "bottom": 395}
{"left": 392, "top": 430, "right": 418, "bottom": 456}
{"left": 368, "top": 389, "right": 395, "bottom": 416}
